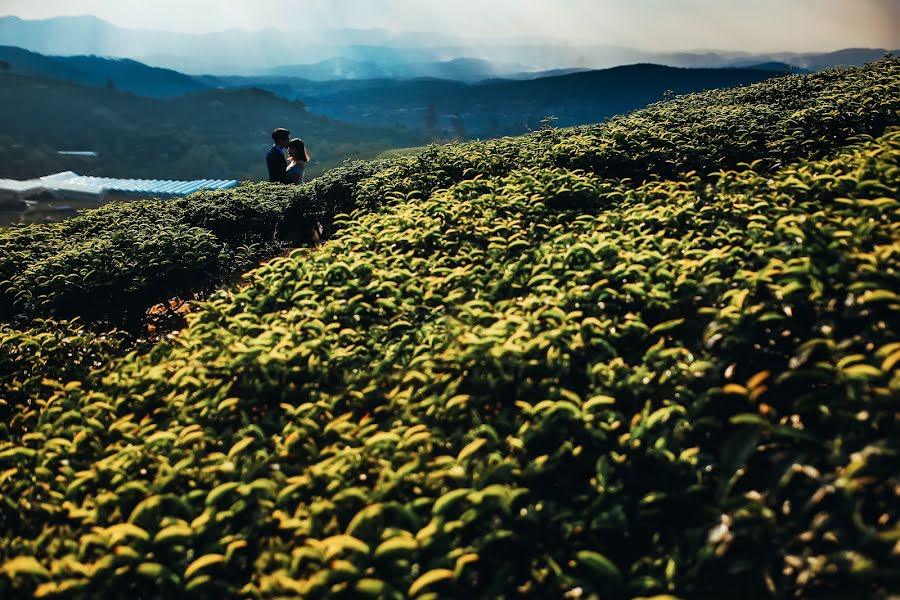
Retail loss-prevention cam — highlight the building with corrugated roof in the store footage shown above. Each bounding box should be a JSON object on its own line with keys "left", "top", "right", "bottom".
{"left": 0, "top": 171, "right": 239, "bottom": 210}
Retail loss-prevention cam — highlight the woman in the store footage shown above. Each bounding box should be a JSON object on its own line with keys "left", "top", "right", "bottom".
{"left": 286, "top": 138, "right": 309, "bottom": 184}
{"left": 286, "top": 137, "right": 320, "bottom": 242}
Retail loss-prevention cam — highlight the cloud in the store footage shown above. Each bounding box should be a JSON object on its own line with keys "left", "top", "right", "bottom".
{"left": 1, "top": 0, "right": 897, "bottom": 51}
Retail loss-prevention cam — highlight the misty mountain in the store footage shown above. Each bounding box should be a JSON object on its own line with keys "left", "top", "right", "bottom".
{"left": 504, "top": 68, "right": 595, "bottom": 80}
{"left": 0, "top": 45, "right": 209, "bottom": 97}
{"left": 0, "top": 42, "right": 814, "bottom": 142}
{"left": 741, "top": 62, "right": 811, "bottom": 74}
{"left": 731, "top": 48, "right": 897, "bottom": 71}
{"left": 1, "top": 15, "right": 895, "bottom": 76}
{"left": 0, "top": 15, "right": 455, "bottom": 75}
{"left": 189, "top": 60, "right": 797, "bottom": 139}
{"left": 297, "top": 63, "right": 790, "bottom": 137}
{"left": 631, "top": 48, "right": 897, "bottom": 71}
{"left": 268, "top": 57, "right": 532, "bottom": 82}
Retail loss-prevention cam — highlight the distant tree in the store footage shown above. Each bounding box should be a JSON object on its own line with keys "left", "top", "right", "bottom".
{"left": 106, "top": 76, "right": 116, "bottom": 91}
{"left": 451, "top": 113, "right": 467, "bottom": 140}
{"left": 0, "top": 60, "right": 10, "bottom": 72}
{"left": 539, "top": 115, "right": 559, "bottom": 131}
{"left": 425, "top": 103, "right": 438, "bottom": 140}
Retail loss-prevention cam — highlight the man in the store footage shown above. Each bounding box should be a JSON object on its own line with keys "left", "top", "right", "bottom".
{"left": 267, "top": 128, "right": 291, "bottom": 183}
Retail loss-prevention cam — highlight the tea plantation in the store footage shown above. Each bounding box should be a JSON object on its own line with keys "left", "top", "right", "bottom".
{"left": 0, "top": 58, "right": 897, "bottom": 599}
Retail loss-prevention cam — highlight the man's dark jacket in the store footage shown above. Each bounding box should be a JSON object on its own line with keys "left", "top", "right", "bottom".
{"left": 266, "top": 145, "right": 290, "bottom": 183}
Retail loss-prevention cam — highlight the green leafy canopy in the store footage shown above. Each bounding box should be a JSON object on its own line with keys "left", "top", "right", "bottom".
{"left": 0, "top": 58, "right": 898, "bottom": 599}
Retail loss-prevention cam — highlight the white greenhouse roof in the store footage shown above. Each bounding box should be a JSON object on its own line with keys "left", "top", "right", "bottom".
{"left": 0, "top": 179, "right": 47, "bottom": 194}
{"left": 57, "top": 151, "right": 100, "bottom": 157}
{"left": 0, "top": 172, "right": 238, "bottom": 198}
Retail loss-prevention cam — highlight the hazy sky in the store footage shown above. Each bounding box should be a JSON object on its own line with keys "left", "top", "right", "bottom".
{"left": 1, "top": 0, "right": 898, "bottom": 52}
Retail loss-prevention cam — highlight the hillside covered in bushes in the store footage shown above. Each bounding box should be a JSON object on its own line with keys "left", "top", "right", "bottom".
{"left": 0, "top": 57, "right": 898, "bottom": 598}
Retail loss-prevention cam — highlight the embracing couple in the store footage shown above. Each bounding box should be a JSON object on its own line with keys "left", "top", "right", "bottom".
{"left": 266, "top": 127, "right": 309, "bottom": 184}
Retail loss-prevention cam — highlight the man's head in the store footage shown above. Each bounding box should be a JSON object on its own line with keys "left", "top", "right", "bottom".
{"left": 272, "top": 128, "right": 291, "bottom": 149}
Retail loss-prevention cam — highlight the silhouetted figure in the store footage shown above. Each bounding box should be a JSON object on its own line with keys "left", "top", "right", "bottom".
{"left": 266, "top": 128, "right": 291, "bottom": 183}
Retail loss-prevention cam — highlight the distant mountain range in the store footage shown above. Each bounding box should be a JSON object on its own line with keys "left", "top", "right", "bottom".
{"left": 297, "top": 64, "right": 793, "bottom": 136}
{"left": 0, "top": 45, "right": 207, "bottom": 97}
{"left": 0, "top": 15, "right": 895, "bottom": 77}
{"left": 0, "top": 43, "right": 794, "bottom": 138}
{"left": 741, "top": 62, "right": 811, "bottom": 74}
{"left": 266, "top": 57, "right": 586, "bottom": 82}
{"left": 0, "top": 46, "right": 579, "bottom": 97}
{"left": 0, "top": 42, "right": 802, "bottom": 138}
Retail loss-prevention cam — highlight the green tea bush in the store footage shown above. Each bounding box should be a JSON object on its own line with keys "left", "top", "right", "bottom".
{"left": 175, "top": 183, "right": 295, "bottom": 249}
{"left": 0, "top": 184, "right": 298, "bottom": 329}
{"left": 0, "top": 117, "right": 897, "bottom": 597}
{"left": 0, "top": 161, "right": 403, "bottom": 330}
{"left": 0, "top": 60, "right": 897, "bottom": 599}
{"left": 280, "top": 159, "right": 394, "bottom": 238}
{"left": 0, "top": 319, "right": 131, "bottom": 434}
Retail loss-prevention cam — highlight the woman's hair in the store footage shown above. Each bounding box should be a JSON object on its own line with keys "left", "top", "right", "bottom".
{"left": 288, "top": 138, "right": 310, "bottom": 162}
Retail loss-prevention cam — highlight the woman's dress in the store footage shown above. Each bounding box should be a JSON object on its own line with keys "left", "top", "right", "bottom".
{"left": 286, "top": 161, "right": 305, "bottom": 184}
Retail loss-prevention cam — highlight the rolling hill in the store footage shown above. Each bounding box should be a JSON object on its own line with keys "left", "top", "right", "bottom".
{"left": 0, "top": 57, "right": 897, "bottom": 599}
{"left": 0, "top": 71, "right": 420, "bottom": 181}
{"left": 0, "top": 45, "right": 210, "bottom": 97}
{"left": 299, "top": 63, "right": 791, "bottom": 136}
